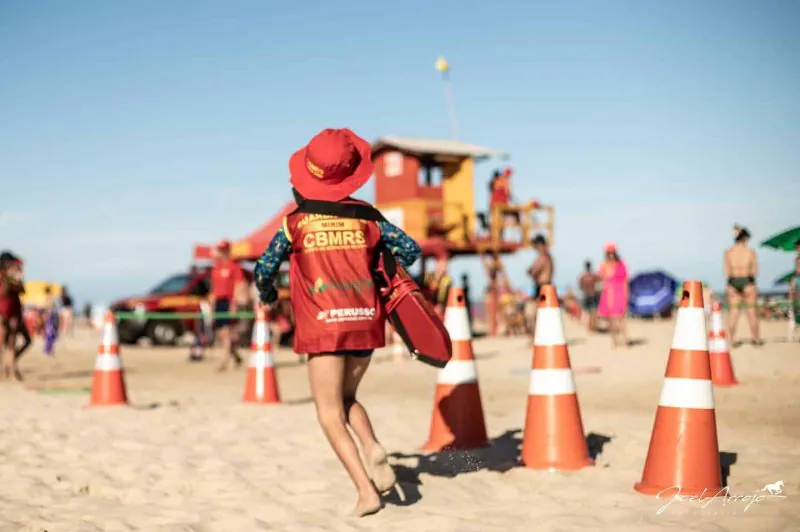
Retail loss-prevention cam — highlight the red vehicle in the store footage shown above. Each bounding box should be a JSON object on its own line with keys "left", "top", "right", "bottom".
{"left": 111, "top": 266, "right": 289, "bottom": 346}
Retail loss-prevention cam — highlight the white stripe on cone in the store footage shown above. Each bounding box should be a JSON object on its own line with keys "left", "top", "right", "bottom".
{"left": 102, "top": 324, "right": 119, "bottom": 348}
{"left": 710, "top": 312, "right": 725, "bottom": 334}
{"left": 534, "top": 308, "right": 566, "bottom": 347}
{"left": 437, "top": 360, "right": 477, "bottom": 385}
{"left": 444, "top": 308, "right": 471, "bottom": 342}
{"left": 248, "top": 350, "right": 274, "bottom": 368}
{"left": 249, "top": 350, "right": 273, "bottom": 400}
{"left": 95, "top": 354, "right": 122, "bottom": 371}
{"left": 252, "top": 320, "right": 269, "bottom": 347}
{"left": 708, "top": 338, "right": 728, "bottom": 353}
{"left": 658, "top": 377, "right": 714, "bottom": 409}
{"left": 671, "top": 308, "right": 708, "bottom": 351}
{"left": 528, "top": 369, "right": 576, "bottom": 395}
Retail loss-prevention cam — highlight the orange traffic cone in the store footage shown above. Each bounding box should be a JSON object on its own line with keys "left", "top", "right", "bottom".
{"left": 521, "top": 285, "right": 593, "bottom": 470}
{"left": 635, "top": 281, "right": 722, "bottom": 497}
{"left": 708, "top": 302, "right": 738, "bottom": 387}
{"left": 421, "top": 287, "right": 489, "bottom": 452}
{"left": 243, "top": 307, "right": 280, "bottom": 404}
{"left": 89, "top": 310, "right": 129, "bottom": 407}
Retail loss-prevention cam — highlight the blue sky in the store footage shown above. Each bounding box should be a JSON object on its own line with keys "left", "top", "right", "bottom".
{"left": 1, "top": 0, "right": 798, "bottom": 305}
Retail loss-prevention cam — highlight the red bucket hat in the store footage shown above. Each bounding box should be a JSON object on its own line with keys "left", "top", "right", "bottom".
{"left": 289, "top": 128, "right": 374, "bottom": 202}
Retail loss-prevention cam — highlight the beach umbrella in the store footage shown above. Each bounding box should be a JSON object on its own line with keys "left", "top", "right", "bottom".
{"left": 774, "top": 270, "right": 796, "bottom": 286}
{"left": 629, "top": 271, "right": 679, "bottom": 317}
{"left": 760, "top": 226, "right": 800, "bottom": 252}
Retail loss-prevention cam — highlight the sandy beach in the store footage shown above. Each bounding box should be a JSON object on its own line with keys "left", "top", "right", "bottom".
{"left": 2, "top": 318, "right": 799, "bottom": 532}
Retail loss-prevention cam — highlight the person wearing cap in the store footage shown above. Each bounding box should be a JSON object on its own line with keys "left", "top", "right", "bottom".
{"left": 724, "top": 225, "right": 762, "bottom": 346}
{"left": 209, "top": 239, "right": 246, "bottom": 371}
{"left": 253, "top": 128, "right": 421, "bottom": 517}
{"left": 597, "top": 242, "right": 630, "bottom": 348}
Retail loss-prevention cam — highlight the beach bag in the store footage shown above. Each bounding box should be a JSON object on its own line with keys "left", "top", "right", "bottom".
{"left": 290, "top": 190, "right": 452, "bottom": 368}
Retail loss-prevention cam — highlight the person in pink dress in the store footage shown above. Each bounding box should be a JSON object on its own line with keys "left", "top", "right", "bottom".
{"left": 597, "top": 242, "right": 630, "bottom": 348}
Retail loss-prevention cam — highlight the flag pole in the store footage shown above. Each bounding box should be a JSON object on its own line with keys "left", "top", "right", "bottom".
{"left": 436, "top": 57, "right": 460, "bottom": 140}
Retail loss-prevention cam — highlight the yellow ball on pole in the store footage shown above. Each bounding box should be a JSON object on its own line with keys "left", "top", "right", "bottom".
{"left": 435, "top": 56, "right": 449, "bottom": 74}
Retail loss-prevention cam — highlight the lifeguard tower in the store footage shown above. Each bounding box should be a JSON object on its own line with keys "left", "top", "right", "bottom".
{"left": 370, "top": 136, "right": 555, "bottom": 334}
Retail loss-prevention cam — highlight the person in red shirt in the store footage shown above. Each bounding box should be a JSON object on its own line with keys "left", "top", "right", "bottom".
{"left": 209, "top": 240, "right": 246, "bottom": 372}
{"left": 253, "top": 128, "right": 420, "bottom": 517}
{"left": 488, "top": 167, "right": 518, "bottom": 239}
{"left": 0, "top": 255, "right": 13, "bottom": 378}
{"left": 0, "top": 252, "right": 28, "bottom": 381}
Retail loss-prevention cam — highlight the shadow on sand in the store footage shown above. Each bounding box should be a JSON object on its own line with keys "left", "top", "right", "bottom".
{"left": 35, "top": 368, "right": 138, "bottom": 381}
{"left": 720, "top": 451, "right": 738, "bottom": 487}
{"left": 385, "top": 429, "right": 614, "bottom": 508}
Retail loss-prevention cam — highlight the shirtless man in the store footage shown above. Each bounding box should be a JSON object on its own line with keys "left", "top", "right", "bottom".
{"left": 526, "top": 235, "right": 553, "bottom": 336}
{"left": 789, "top": 238, "right": 800, "bottom": 339}
{"left": 578, "top": 261, "right": 600, "bottom": 333}
{"left": 724, "top": 226, "right": 761, "bottom": 346}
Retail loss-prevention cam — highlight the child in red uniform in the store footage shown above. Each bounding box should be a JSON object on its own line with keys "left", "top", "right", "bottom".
{"left": 254, "top": 129, "right": 421, "bottom": 517}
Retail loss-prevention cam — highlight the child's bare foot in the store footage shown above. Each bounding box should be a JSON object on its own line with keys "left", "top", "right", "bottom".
{"left": 349, "top": 490, "right": 381, "bottom": 518}
{"left": 12, "top": 367, "right": 23, "bottom": 382}
{"left": 367, "top": 445, "right": 396, "bottom": 493}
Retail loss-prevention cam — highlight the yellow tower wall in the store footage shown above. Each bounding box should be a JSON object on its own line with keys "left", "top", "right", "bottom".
{"left": 442, "top": 158, "right": 475, "bottom": 243}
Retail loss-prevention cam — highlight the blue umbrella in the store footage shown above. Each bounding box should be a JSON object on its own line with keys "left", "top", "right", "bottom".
{"left": 628, "top": 271, "right": 679, "bottom": 317}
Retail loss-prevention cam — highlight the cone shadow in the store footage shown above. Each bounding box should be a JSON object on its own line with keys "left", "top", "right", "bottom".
{"left": 37, "top": 368, "right": 137, "bottom": 381}
{"left": 391, "top": 429, "right": 523, "bottom": 482}
{"left": 720, "top": 451, "right": 738, "bottom": 487}
{"left": 586, "top": 432, "right": 613, "bottom": 460}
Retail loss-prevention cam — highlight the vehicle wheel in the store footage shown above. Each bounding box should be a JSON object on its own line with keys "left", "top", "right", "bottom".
{"left": 117, "top": 323, "right": 142, "bottom": 345}
{"left": 147, "top": 321, "right": 181, "bottom": 346}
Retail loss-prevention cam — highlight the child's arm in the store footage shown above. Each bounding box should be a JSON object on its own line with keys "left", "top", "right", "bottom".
{"left": 377, "top": 221, "right": 421, "bottom": 269}
{"left": 254, "top": 227, "right": 291, "bottom": 304}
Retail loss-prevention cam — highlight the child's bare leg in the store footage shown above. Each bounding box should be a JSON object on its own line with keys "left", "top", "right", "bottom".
{"left": 342, "top": 355, "right": 395, "bottom": 493}
{"left": 308, "top": 354, "right": 380, "bottom": 517}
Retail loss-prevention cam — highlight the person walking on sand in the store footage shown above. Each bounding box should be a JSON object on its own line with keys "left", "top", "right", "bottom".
{"left": 789, "top": 238, "right": 800, "bottom": 338}
{"left": 210, "top": 240, "right": 247, "bottom": 371}
{"left": 42, "top": 285, "right": 59, "bottom": 356}
{"left": 0, "top": 255, "right": 14, "bottom": 379}
{"left": 253, "top": 128, "right": 421, "bottom": 518}
{"left": 461, "top": 273, "right": 473, "bottom": 331}
{"left": 724, "top": 226, "right": 762, "bottom": 346}
{"left": 578, "top": 260, "right": 601, "bottom": 333}
{"left": 0, "top": 252, "right": 28, "bottom": 380}
{"left": 59, "top": 285, "right": 75, "bottom": 336}
{"left": 598, "top": 243, "right": 630, "bottom": 348}
{"left": 526, "top": 234, "right": 553, "bottom": 336}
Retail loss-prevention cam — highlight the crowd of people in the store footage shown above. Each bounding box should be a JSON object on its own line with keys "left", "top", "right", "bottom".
{"left": 0, "top": 250, "right": 80, "bottom": 381}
